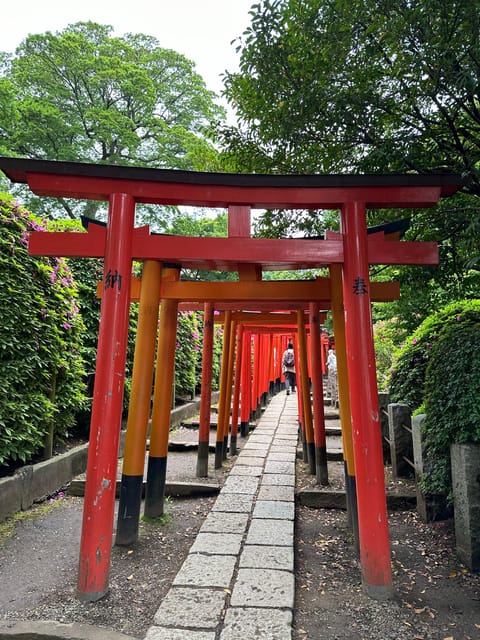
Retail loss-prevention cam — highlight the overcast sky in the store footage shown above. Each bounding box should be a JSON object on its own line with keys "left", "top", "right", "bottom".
{"left": 1, "top": 1, "right": 255, "bottom": 110}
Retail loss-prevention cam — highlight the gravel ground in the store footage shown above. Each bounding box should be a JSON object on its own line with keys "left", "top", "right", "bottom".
{"left": 0, "top": 444, "right": 479, "bottom": 639}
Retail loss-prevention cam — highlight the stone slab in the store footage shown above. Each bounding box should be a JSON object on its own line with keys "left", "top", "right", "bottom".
{"left": 220, "top": 607, "right": 292, "bottom": 640}
{"left": 246, "top": 519, "right": 294, "bottom": 546}
{"left": 146, "top": 628, "right": 215, "bottom": 640}
{"left": 153, "top": 587, "right": 226, "bottom": 629}
{"left": 235, "top": 455, "right": 266, "bottom": 466}
{"left": 221, "top": 476, "right": 259, "bottom": 495}
{"left": 190, "top": 533, "right": 243, "bottom": 555}
{"left": 200, "top": 510, "right": 250, "bottom": 532}
{"left": 264, "top": 461, "right": 295, "bottom": 475}
{"left": 229, "top": 466, "right": 263, "bottom": 477}
{"left": 241, "top": 443, "right": 269, "bottom": 453}
{"left": 253, "top": 500, "right": 295, "bottom": 520}
{"left": 230, "top": 568, "right": 294, "bottom": 609}
{"left": 211, "top": 494, "right": 254, "bottom": 513}
{"left": 240, "top": 545, "right": 294, "bottom": 571}
{"left": 261, "top": 474, "right": 295, "bottom": 487}
{"left": 257, "top": 485, "right": 294, "bottom": 501}
{"left": 267, "top": 451, "right": 296, "bottom": 462}
{"left": 173, "top": 554, "right": 236, "bottom": 588}
{"left": 246, "top": 436, "right": 273, "bottom": 444}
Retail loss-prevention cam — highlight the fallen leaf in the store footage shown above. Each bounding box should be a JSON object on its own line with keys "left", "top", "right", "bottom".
{"left": 127, "top": 574, "right": 133, "bottom": 580}
{"left": 414, "top": 607, "right": 426, "bottom": 614}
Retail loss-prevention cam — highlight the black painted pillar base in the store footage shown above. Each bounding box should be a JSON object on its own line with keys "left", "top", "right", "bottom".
{"left": 144, "top": 456, "right": 167, "bottom": 518}
{"left": 315, "top": 445, "right": 329, "bottom": 486}
{"left": 240, "top": 421, "right": 249, "bottom": 437}
{"left": 344, "top": 462, "right": 360, "bottom": 554}
{"left": 230, "top": 435, "right": 238, "bottom": 457}
{"left": 214, "top": 441, "right": 223, "bottom": 469}
{"left": 307, "top": 441, "right": 316, "bottom": 475}
{"left": 116, "top": 474, "right": 143, "bottom": 546}
{"left": 196, "top": 440, "right": 209, "bottom": 478}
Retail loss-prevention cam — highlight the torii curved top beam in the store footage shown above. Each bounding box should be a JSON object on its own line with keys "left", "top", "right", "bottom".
{"left": 0, "top": 156, "right": 462, "bottom": 208}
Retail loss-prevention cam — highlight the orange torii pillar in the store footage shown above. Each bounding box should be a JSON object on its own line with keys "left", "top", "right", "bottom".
{"left": 268, "top": 334, "right": 275, "bottom": 396}
{"left": 330, "top": 263, "right": 359, "bottom": 551}
{"left": 341, "top": 201, "right": 392, "bottom": 598}
{"left": 144, "top": 265, "right": 180, "bottom": 518}
{"left": 294, "top": 332, "right": 308, "bottom": 463}
{"left": 321, "top": 331, "right": 330, "bottom": 374}
{"left": 251, "top": 334, "right": 261, "bottom": 420}
{"left": 215, "top": 310, "right": 232, "bottom": 468}
{"left": 77, "top": 193, "right": 135, "bottom": 601}
{"left": 222, "top": 316, "right": 237, "bottom": 460}
{"left": 273, "top": 334, "right": 282, "bottom": 392}
{"left": 259, "top": 333, "right": 268, "bottom": 411}
{"left": 115, "top": 260, "right": 162, "bottom": 546}
{"left": 196, "top": 302, "right": 214, "bottom": 477}
{"left": 297, "top": 310, "right": 315, "bottom": 475}
{"left": 309, "top": 302, "right": 328, "bottom": 485}
{"left": 230, "top": 323, "right": 244, "bottom": 456}
{"left": 240, "top": 330, "right": 252, "bottom": 437}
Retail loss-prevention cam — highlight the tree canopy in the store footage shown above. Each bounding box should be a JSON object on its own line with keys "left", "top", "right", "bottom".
{"left": 0, "top": 22, "right": 226, "bottom": 220}
{"left": 218, "top": 0, "right": 480, "bottom": 323}
{"left": 222, "top": 0, "right": 480, "bottom": 185}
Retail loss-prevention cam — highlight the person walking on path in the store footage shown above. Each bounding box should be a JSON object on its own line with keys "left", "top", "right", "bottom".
{"left": 282, "top": 341, "right": 296, "bottom": 395}
{"left": 326, "top": 347, "right": 338, "bottom": 406}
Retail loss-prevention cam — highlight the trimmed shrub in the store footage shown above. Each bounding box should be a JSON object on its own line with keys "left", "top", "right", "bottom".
{"left": 389, "top": 299, "right": 480, "bottom": 506}
{"left": 0, "top": 195, "right": 86, "bottom": 466}
{"left": 175, "top": 311, "right": 201, "bottom": 400}
{"left": 421, "top": 303, "right": 480, "bottom": 503}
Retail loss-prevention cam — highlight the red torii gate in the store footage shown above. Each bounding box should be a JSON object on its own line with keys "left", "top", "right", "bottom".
{"left": 0, "top": 157, "right": 462, "bottom": 602}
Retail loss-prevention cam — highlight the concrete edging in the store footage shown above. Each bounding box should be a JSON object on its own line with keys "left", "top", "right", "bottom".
{"left": 0, "top": 620, "right": 137, "bottom": 640}
{"left": 0, "top": 393, "right": 219, "bottom": 523}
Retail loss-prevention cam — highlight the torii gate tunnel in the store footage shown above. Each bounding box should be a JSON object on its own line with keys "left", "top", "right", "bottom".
{"left": 0, "top": 157, "right": 462, "bottom": 601}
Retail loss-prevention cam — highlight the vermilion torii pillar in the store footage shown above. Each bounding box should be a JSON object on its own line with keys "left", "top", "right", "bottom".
{"left": 0, "top": 156, "right": 462, "bottom": 601}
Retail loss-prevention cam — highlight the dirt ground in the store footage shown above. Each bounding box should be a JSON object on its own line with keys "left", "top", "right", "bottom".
{"left": 1, "top": 449, "right": 480, "bottom": 639}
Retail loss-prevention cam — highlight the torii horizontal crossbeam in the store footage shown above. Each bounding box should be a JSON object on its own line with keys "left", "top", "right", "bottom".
{"left": 29, "top": 226, "right": 438, "bottom": 269}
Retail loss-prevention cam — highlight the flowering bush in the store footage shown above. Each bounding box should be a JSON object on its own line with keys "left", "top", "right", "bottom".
{"left": 0, "top": 194, "right": 86, "bottom": 466}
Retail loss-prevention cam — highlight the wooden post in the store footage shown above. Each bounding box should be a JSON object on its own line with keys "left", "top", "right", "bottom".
{"left": 77, "top": 192, "right": 135, "bottom": 601}
{"left": 341, "top": 201, "right": 392, "bottom": 598}
{"left": 297, "top": 310, "right": 315, "bottom": 475}
{"left": 116, "top": 260, "right": 162, "bottom": 545}
{"left": 309, "top": 302, "right": 328, "bottom": 485}
{"left": 196, "top": 303, "right": 214, "bottom": 477}
{"left": 143, "top": 266, "right": 180, "bottom": 518}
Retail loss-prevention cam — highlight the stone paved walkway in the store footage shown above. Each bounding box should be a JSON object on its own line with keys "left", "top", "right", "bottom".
{"left": 144, "top": 392, "right": 298, "bottom": 640}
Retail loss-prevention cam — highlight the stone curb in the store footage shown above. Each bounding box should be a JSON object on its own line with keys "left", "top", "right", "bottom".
{"left": 296, "top": 488, "right": 416, "bottom": 510}
{"left": 68, "top": 479, "right": 220, "bottom": 499}
{"left": 0, "top": 395, "right": 219, "bottom": 523}
{"left": 0, "top": 620, "right": 137, "bottom": 640}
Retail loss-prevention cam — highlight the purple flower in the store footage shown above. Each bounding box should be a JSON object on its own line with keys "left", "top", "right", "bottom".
{"left": 412, "top": 338, "right": 417, "bottom": 345}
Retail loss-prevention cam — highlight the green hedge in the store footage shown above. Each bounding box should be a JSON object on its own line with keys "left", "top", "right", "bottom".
{"left": 0, "top": 195, "right": 86, "bottom": 466}
{"left": 389, "top": 299, "right": 480, "bottom": 505}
